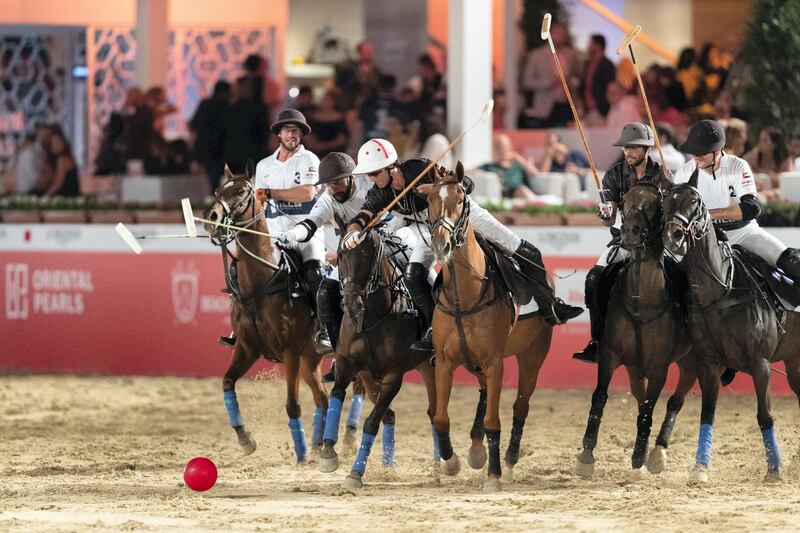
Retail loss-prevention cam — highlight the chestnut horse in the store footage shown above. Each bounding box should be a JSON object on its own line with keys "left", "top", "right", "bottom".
{"left": 427, "top": 167, "right": 553, "bottom": 492}
{"left": 205, "top": 164, "right": 327, "bottom": 463}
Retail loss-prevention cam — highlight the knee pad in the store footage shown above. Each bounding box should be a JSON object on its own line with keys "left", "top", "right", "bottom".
{"left": 316, "top": 277, "right": 343, "bottom": 323}
{"left": 585, "top": 265, "right": 605, "bottom": 306}
{"left": 302, "top": 260, "right": 325, "bottom": 293}
{"left": 403, "top": 262, "right": 431, "bottom": 297}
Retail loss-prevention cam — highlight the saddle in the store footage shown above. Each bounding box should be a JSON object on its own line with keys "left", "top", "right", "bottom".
{"left": 225, "top": 248, "right": 306, "bottom": 306}
{"left": 731, "top": 245, "right": 800, "bottom": 313}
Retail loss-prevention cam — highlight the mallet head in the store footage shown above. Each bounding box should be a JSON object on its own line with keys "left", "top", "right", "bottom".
{"left": 115, "top": 223, "right": 143, "bottom": 254}
{"left": 181, "top": 198, "right": 197, "bottom": 238}
{"left": 616, "top": 25, "right": 642, "bottom": 55}
{"left": 541, "top": 13, "right": 552, "bottom": 40}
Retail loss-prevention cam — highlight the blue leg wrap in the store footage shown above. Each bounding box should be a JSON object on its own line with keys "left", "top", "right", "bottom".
{"left": 312, "top": 407, "right": 326, "bottom": 447}
{"left": 431, "top": 425, "right": 441, "bottom": 461}
{"left": 223, "top": 390, "right": 243, "bottom": 428}
{"left": 382, "top": 423, "right": 396, "bottom": 467}
{"left": 346, "top": 393, "right": 364, "bottom": 429}
{"left": 323, "top": 397, "right": 343, "bottom": 443}
{"left": 762, "top": 427, "right": 782, "bottom": 472}
{"left": 352, "top": 433, "right": 376, "bottom": 476}
{"left": 288, "top": 417, "right": 308, "bottom": 461}
{"left": 695, "top": 423, "right": 713, "bottom": 467}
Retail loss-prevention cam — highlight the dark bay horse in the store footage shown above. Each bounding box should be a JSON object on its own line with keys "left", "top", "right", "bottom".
{"left": 663, "top": 168, "right": 800, "bottom": 483}
{"left": 319, "top": 230, "right": 438, "bottom": 489}
{"left": 428, "top": 167, "right": 553, "bottom": 492}
{"left": 205, "top": 164, "right": 327, "bottom": 463}
{"left": 576, "top": 182, "right": 697, "bottom": 480}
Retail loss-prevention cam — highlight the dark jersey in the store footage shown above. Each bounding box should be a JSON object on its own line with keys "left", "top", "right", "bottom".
{"left": 360, "top": 158, "right": 474, "bottom": 218}
{"left": 602, "top": 156, "right": 671, "bottom": 236}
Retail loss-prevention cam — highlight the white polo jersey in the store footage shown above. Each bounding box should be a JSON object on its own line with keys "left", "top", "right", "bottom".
{"left": 672, "top": 154, "right": 757, "bottom": 228}
{"left": 306, "top": 175, "right": 373, "bottom": 231}
{"left": 255, "top": 145, "right": 321, "bottom": 233}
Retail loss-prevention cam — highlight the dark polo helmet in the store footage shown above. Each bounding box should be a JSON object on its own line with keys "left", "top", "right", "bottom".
{"left": 270, "top": 108, "right": 311, "bottom": 135}
{"left": 316, "top": 152, "right": 356, "bottom": 185}
{"left": 679, "top": 119, "right": 726, "bottom": 155}
{"left": 612, "top": 122, "right": 654, "bottom": 147}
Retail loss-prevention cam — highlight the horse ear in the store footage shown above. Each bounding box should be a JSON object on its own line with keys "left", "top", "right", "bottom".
{"left": 455, "top": 161, "right": 464, "bottom": 183}
{"left": 245, "top": 159, "right": 255, "bottom": 179}
{"left": 223, "top": 164, "right": 234, "bottom": 181}
{"left": 688, "top": 165, "right": 699, "bottom": 188}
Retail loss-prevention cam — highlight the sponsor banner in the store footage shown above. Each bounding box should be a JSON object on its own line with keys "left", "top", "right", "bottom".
{"left": 2, "top": 224, "right": 800, "bottom": 394}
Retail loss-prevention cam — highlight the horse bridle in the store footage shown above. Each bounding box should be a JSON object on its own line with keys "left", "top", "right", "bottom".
{"left": 430, "top": 182, "right": 471, "bottom": 249}
{"left": 664, "top": 185, "right": 710, "bottom": 246}
{"left": 622, "top": 183, "right": 664, "bottom": 249}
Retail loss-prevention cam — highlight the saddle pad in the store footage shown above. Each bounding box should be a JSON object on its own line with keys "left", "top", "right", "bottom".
{"left": 475, "top": 234, "right": 533, "bottom": 306}
{"left": 731, "top": 245, "right": 800, "bottom": 312}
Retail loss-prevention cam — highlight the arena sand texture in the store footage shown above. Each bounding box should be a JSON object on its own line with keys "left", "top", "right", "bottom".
{"left": 2, "top": 373, "right": 800, "bottom": 532}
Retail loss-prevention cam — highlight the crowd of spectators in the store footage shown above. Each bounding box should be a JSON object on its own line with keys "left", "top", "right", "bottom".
{"left": 3, "top": 123, "right": 80, "bottom": 197}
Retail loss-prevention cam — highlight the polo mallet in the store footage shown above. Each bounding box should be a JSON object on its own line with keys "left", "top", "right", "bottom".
{"left": 180, "top": 198, "right": 278, "bottom": 240}
{"left": 542, "top": 13, "right": 603, "bottom": 201}
{"left": 114, "top": 220, "right": 208, "bottom": 255}
{"left": 616, "top": 25, "right": 668, "bottom": 175}
{"left": 361, "top": 99, "right": 494, "bottom": 233}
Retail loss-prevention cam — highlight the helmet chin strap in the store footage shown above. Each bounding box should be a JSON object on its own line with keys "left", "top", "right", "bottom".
{"left": 700, "top": 150, "right": 721, "bottom": 180}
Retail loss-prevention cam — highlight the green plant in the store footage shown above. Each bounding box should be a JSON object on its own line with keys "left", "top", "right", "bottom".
{"left": 519, "top": 0, "right": 569, "bottom": 52}
{"left": 740, "top": 0, "right": 800, "bottom": 139}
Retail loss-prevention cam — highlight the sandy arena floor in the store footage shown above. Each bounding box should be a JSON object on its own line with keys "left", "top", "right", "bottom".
{"left": 2, "top": 373, "right": 800, "bottom": 532}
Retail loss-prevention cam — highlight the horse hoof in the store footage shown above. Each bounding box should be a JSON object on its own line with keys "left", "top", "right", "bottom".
{"left": 764, "top": 469, "right": 782, "bottom": 483}
{"left": 467, "top": 444, "right": 488, "bottom": 469}
{"left": 647, "top": 445, "right": 668, "bottom": 474}
{"left": 626, "top": 466, "right": 646, "bottom": 482}
{"left": 239, "top": 434, "right": 257, "bottom": 456}
{"left": 482, "top": 478, "right": 502, "bottom": 493}
{"left": 501, "top": 463, "right": 514, "bottom": 483}
{"left": 440, "top": 454, "right": 461, "bottom": 476}
{"left": 575, "top": 449, "right": 595, "bottom": 478}
{"left": 688, "top": 464, "right": 709, "bottom": 484}
{"left": 343, "top": 427, "right": 357, "bottom": 448}
{"left": 319, "top": 454, "right": 339, "bottom": 473}
{"left": 342, "top": 472, "right": 363, "bottom": 490}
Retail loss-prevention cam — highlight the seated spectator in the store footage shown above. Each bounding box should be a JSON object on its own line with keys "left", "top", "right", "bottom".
{"left": 722, "top": 119, "right": 748, "bottom": 156}
{"left": 306, "top": 88, "right": 349, "bottom": 160}
{"left": 10, "top": 124, "right": 52, "bottom": 194}
{"left": 605, "top": 81, "right": 641, "bottom": 130}
{"left": 652, "top": 124, "right": 687, "bottom": 174}
{"left": 37, "top": 127, "right": 79, "bottom": 197}
{"left": 538, "top": 132, "right": 590, "bottom": 178}
{"left": 744, "top": 126, "right": 794, "bottom": 188}
{"left": 403, "top": 114, "right": 452, "bottom": 169}
{"left": 480, "top": 133, "right": 539, "bottom": 202}
{"left": 385, "top": 110, "right": 410, "bottom": 158}
{"left": 95, "top": 112, "right": 127, "bottom": 176}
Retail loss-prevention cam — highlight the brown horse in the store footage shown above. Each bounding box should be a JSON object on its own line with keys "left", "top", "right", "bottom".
{"left": 206, "top": 164, "right": 327, "bottom": 463}
{"left": 428, "top": 166, "right": 553, "bottom": 492}
{"left": 319, "top": 230, "right": 439, "bottom": 489}
{"left": 575, "top": 181, "right": 697, "bottom": 480}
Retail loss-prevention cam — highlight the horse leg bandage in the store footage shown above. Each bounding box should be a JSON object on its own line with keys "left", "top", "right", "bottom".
{"left": 382, "top": 424, "right": 396, "bottom": 467}
{"left": 695, "top": 423, "right": 713, "bottom": 467}
{"left": 312, "top": 407, "right": 326, "bottom": 447}
{"left": 486, "top": 429, "right": 502, "bottom": 478}
{"left": 761, "top": 427, "right": 782, "bottom": 472}
{"left": 352, "top": 433, "right": 377, "bottom": 476}
{"left": 223, "top": 390, "right": 244, "bottom": 428}
{"left": 288, "top": 417, "right": 308, "bottom": 461}
{"left": 431, "top": 425, "right": 441, "bottom": 461}
{"left": 346, "top": 393, "right": 364, "bottom": 430}
{"left": 323, "top": 397, "right": 344, "bottom": 443}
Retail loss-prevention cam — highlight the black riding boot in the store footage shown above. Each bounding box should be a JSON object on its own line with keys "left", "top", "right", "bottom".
{"left": 515, "top": 240, "right": 583, "bottom": 325}
{"left": 404, "top": 262, "right": 435, "bottom": 354}
{"left": 316, "top": 277, "right": 343, "bottom": 382}
{"left": 573, "top": 265, "right": 605, "bottom": 364}
{"left": 303, "top": 260, "right": 331, "bottom": 355}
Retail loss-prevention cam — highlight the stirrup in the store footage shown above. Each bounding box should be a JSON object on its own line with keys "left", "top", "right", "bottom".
{"left": 411, "top": 328, "right": 434, "bottom": 354}
{"left": 572, "top": 340, "right": 598, "bottom": 364}
{"left": 314, "top": 330, "right": 334, "bottom": 355}
{"left": 218, "top": 334, "right": 236, "bottom": 348}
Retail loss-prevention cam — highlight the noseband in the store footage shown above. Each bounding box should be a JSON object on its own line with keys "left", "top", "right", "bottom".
{"left": 209, "top": 178, "right": 262, "bottom": 244}
{"left": 430, "top": 183, "right": 470, "bottom": 250}
{"left": 622, "top": 183, "right": 664, "bottom": 249}
{"left": 664, "top": 185, "right": 710, "bottom": 246}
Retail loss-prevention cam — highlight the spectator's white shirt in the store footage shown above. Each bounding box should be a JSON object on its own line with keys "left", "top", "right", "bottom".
{"left": 605, "top": 95, "right": 641, "bottom": 131}
{"left": 306, "top": 175, "right": 373, "bottom": 230}
{"left": 653, "top": 143, "right": 688, "bottom": 174}
{"left": 672, "top": 154, "right": 757, "bottom": 211}
{"left": 16, "top": 143, "right": 45, "bottom": 193}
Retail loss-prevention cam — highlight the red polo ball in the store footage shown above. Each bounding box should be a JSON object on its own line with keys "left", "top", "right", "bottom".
{"left": 183, "top": 457, "right": 218, "bottom": 492}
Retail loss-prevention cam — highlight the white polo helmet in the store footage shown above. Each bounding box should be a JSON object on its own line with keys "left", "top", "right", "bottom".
{"left": 352, "top": 138, "right": 398, "bottom": 175}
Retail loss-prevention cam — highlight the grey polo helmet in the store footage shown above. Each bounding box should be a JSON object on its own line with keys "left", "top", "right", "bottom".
{"left": 612, "top": 122, "right": 655, "bottom": 147}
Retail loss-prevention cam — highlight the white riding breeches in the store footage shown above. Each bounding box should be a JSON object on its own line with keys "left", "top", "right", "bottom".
{"left": 596, "top": 241, "right": 630, "bottom": 267}
{"left": 271, "top": 215, "right": 326, "bottom": 263}
{"left": 724, "top": 222, "right": 786, "bottom": 267}
{"left": 467, "top": 198, "right": 522, "bottom": 254}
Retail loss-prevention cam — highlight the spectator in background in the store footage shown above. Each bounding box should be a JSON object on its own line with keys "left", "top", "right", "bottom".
{"left": 604, "top": 80, "right": 641, "bottom": 130}
{"left": 144, "top": 86, "right": 177, "bottom": 135}
{"left": 125, "top": 88, "right": 155, "bottom": 161}
{"left": 38, "top": 127, "right": 80, "bottom": 197}
{"left": 492, "top": 88, "right": 507, "bottom": 130}
{"left": 675, "top": 47, "right": 703, "bottom": 108}
{"left": 95, "top": 113, "right": 127, "bottom": 176}
{"left": 521, "top": 21, "right": 575, "bottom": 128}
{"left": 722, "top": 118, "right": 749, "bottom": 156}
{"left": 652, "top": 124, "right": 687, "bottom": 174}
{"left": 359, "top": 74, "right": 397, "bottom": 141}
{"left": 480, "top": 133, "right": 539, "bottom": 202}
{"left": 405, "top": 53, "right": 446, "bottom": 117}
{"left": 580, "top": 34, "right": 616, "bottom": 123}
{"left": 744, "top": 126, "right": 794, "bottom": 188}
{"left": 402, "top": 114, "right": 452, "bottom": 169}
{"left": 223, "top": 77, "right": 269, "bottom": 174}
{"left": 790, "top": 135, "right": 800, "bottom": 171}
{"left": 335, "top": 40, "right": 382, "bottom": 110}
{"left": 239, "top": 54, "right": 283, "bottom": 120}
{"left": 385, "top": 109, "right": 410, "bottom": 158}
{"left": 306, "top": 88, "right": 349, "bottom": 160}
{"left": 189, "top": 80, "right": 231, "bottom": 193}
{"left": 13, "top": 124, "right": 52, "bottom": 193}
{"left": 539, "top": 132, "right": 590, "bottom": 183}
{"left": 292, "top": 85, "right": 316, "bottom": 117}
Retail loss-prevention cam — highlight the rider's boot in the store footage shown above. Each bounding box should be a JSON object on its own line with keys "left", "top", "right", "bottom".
{"left": 573, "top": 265, "right": 605, "bottom": 364}
{"left": 515, "top": 240, "right": 583, "bottom": 325}
{"left": 404, "top": 262, "right": 435, "bottom": 354}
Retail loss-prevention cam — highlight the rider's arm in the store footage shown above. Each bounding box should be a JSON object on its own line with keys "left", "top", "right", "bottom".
{"left": 709, "top": 194, "right": 761, "bottom": 222}
{"left": 257, "top": 185, "right": 316, "bottom": 204}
